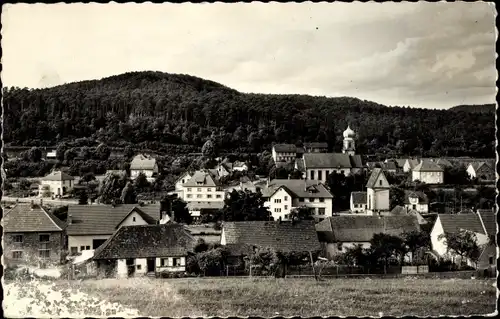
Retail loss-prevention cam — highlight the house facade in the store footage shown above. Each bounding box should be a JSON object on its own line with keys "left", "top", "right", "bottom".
{"left": 315, "top": 215, "right": 420, "bottom": 260}
{"left": 66, "top": 204, "right": 164, "bottom": 254}
{"left": 3, "top": 204, "right": 66, "bottom": 267}
{"left": 412, "top": 160, "right": 444, "bottom": 184}
{"left": 39, "top": 171, "right": 75, "bottom": 198}
{"left": 404, "top": 191, "right": 429, "bottom": 214}
{"left": 467, "top": 162, "right": 495, "bottom": 181}
{"left": 92, "top": 223, "right": 196, "bottom": 278}
{"left": 350, "top": 191, "right": 367, "bottom": 213}
{"left": 403, "top": 159, "right": 419, "bottom": 173}
{"left": 366, "top": 168, "right": 391, "bottom": 215}
{"left": 261, "top": 179, "right": 333, "bottom": 221}
{"left": 181, "top": 170, "right": 225, "bottom": 203}
{"left": 303, "top": 142, "right": 328, "bottom": 153}
{"left": 130, "top": 154, "right": 158, "bottom": 181}
{"left": 272, "top": 144, "right": 302, "bottom": 163}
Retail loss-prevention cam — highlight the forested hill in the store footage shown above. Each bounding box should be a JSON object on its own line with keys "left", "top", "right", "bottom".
{"left": 2, "top": 71, "right": 495, "bottom": 158}
{"left": 448, "top": 104, "right": 496, "bottom": 113}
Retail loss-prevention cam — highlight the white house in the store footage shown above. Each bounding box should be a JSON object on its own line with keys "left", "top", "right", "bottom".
{"left": 46, "top": 150, "right": 57, "bottom": 160}
{"left": 404, "top": 191, "right": 429, "bottom": 214}
{"left": 39, "top": 171, "right": 75, "bottom": 198}
{"left": 92, "top": 223, "right": 196, "bottom": 278}
{"left": 350, "top": 191, "right": 367, "bottom": 213}
{"left": 412, "top": 160, "right": 444, "bottom": 184}
{"left": 261, "top": 179, "right": 333, "bottom": 221}
{"left": 174, "top": 171, "right": 193, "bottom": 197}
{"left": 66, "top": 204, "right": 165, "bottom": 254}
{"left": 181, "top": 170, "right": 225, "bottom": 204}
{"left": 366, "top": 168, "right": 391, "bottom": 215}
{"left": 130, "top": 154, "right": 158, "bottom": 182}
{"left": 466, "top": 162, "right": 495, "bottom": 181}
{"left": 403, "top": 159, "right": 419, "bottom": 173}
{"left": 232, "top": 161, "right": 249, "bottom": 172}
{"left": 272, "top": 144, "right": 301, "bottom": 163}
{"left": 430, "top": 211, "right": 494, "bottom": 267}
{"left": 303, "top": 142, "right": 328, "bottom": 153}
{"left": 316, "top": 215, "right": 420, "bottom": 260}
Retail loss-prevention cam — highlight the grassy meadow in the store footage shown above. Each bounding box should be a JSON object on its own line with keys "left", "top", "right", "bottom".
{"left": 50, "top": 277, "right": 497, "bottom": 317}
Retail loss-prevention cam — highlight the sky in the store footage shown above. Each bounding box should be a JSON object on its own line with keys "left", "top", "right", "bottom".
{"left": 1, "top": 2, "right": 497, "bottom": 109}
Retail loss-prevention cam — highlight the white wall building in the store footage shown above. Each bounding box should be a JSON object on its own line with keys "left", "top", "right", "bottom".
{"left": 412, "top": 160, "right": 444, "bottom": 184}
{"left": 366, "top": 168, "right": 391, "bottom": 215}
{"left": 350, "top": 191, "right": 367, "bottom": 213}
{"left": 272, "top": 144, "right": 300, "bottom": 163}
{"left": 39, "top": 171, "right": 75, "bottom": 198}
{"left": 404, "top": 191, "right": 429, "bottom": 214}
{"left": 130, "top": 154, "right": 158, "bottom": 181}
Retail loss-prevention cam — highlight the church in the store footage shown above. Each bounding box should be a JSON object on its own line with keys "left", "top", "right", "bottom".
{"left": 295, "top": 126, "right": 364, "bottom": 183}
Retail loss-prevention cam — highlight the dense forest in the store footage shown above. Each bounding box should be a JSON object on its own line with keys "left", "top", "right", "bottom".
{"left": 449, "top": 104, "right": 496, "bottom": 113}
{"left": 2, "top": 71, "right": 495, "bottom": 158}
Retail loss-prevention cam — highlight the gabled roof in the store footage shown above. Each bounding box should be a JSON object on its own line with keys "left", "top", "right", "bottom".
{"left": 176, "top": 171, "right": 193, "bottom": 184}
{"left": 93, "top": 224, "right": 196, "bottom": 260}
{"left": 42, "top": 170, "right": 74, "bottom": 181}
{"left": 366, "top": 168, "right": 389, "bottom": 188}
{"left": 273, "top": 144, "right": 299, "bottom": 153}
{"left": 3, "top": 204, "right": 65, "bottom": 233}
{"left": 394, "top": 159, "right": 407, "bottom": 168}
{"left": 413, "top": 160, "right": 444, "bottom": 172}
{"left": 351, "top": 191, "right": 367, "bottom": 204}
{"left": 222, "top": 220, "right": 321, "bottom": 253}
{"left": 303, "top": 153, "right": 353, "bottom": 169}
{"left": 477, "top": 210, "right": 496, "bottom": 236}
{"left": 404, "top": 191, "right": 429, "bottom": 204}
{"left": 405, "top": 159, "right": 420, "bottom": 169}
{"left": 66, "top": 204, "right": 160, "bottom": 235}
{"left": 469, "top": 161, "right": 493, "bottom": 173}
{"left": 390, "top": 206, "right": 427, "bottom": 225}
{"left": 183, "top": 170, "right": 219, "bottom": 187}
{"left": 115, "top": 207, "right": 157, "bottom": 229}
{"left": 437, "top": 214, "right": 486, "bottom": 235}
{"left": 264, "top": 179, "right": 333, "bottom": 199}
{"left": 435, "top": 158, "right": 453, "bottom": 168}
{"left": 303, "top": 142, "right": 328, "bottom": 149}
{"left": 130, "top": 154, "right": 156, "bottom": 170}
{"left": 382, "top": 161, "right": 397, "bottom": 170}
{"left": 316, "top": 215, "right": 420, "bottom": 243}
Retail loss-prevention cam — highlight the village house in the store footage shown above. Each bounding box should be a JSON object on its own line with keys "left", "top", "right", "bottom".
{"left": 403, "top": 159, "right": 420, "bottom": 173}
{"left": 186, "top": 201, "right": 225, "bottom": 222}
{"left": 66, "top": 204, "right": 166, "bottom": 255}
{"left": 39, "top": 170, "right": 75, "bottom": 198}
{"left": 261, "top": 179, "right": 333, "bottom": 221}
{"left": 174, "top": 171, "right": 193, "bottom": 197}
{"left": 130, "top": 154, "right": 158, "bottom": 182}
{"left": 350, "top": 191, "right": 367, "bottom": 213}
{"left": 389, "top": 206, "right": 428, "bottom": 225}
{"left": 180, "top": 170, "right": 226, "bottom": 217}
{"left": 46, "top": 149, "right": 57, "bottom": 160}
{"left": 387, "top": 158, "right": 406, "bottom": 173}
{"left": 315, "top": 215, "right": 420, "bottom": 260}
{"left": 404, "top": 191, "right": 429, "bottom": 214}
{"left": 303, "top": 142, "right": 328, "bottom": 153}
{"left": 430, "top": 210, "right": 495, "bottom": 267}
{"left": 466, "top": 161, "right": 495, "bottom": 181}
{"left": 92, "top": 223, "right": 196, "bottom": 278}
{"left": 3, "top": 203, "right": 66, "bottom": 268}
{"left": 380, "top": 161, "right": 397, "bottom": 174}
{"left": 220, "top": 220, "right": 321, "bottom": 269}
{"left": 272, "top": 144, "right": 303, "bottom": 163}
{"left": 366, "top": 168, "right": 391, "bottom": 215}
{"left": 411, "top": 160, "right": 444, "bottom": 184}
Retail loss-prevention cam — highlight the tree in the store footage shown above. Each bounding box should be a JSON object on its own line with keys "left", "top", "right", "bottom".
{"left": 95, "top": 143, "right": 110, "bottom": 161}
{"left": 444, "top": 165, "right": 471, "bottom": 185}
{"left": 81, "top": 172, "right": 96, "bottom": 185}
{"left": 221, "top": 190, "right": 271, "bottom": 221}
{"left": 389, "top": 186, "right": 406, "bottom": 209}
{"left": 98, "top": 173, "right": 128, "bottom": 204}
{"left": 369, "top": 233, "right": 406, "bottom": 273}
{"left": 19, "top": 179, "right": 32, "bottom": 191}
{"left": 194, "top": 238, "right": 210, "bottom": 253}
{"left": 289, "top": 206, "right": 314, "bottom": 221}
{"left": 78, "top": 191, "right": 88, "bottom": 205}
{"left": 123, "top": 146, "right": 135, "bottom": 159}
{"left": 64, "top": 148, "right": 78, "bottom": 162}
{"left": 201, "top": 138, "right": 216, "bottom": 158}
{"left": 134, "top": 173, "right": 151, "bottom": 193}
{"left": 26, "top": 147, "right": 42, "bottom": 162}
{"left": 402, "top": 231, "right": 430, "bottom": 265}
{"left": 120, "top": 181, "right": 137, "bottom": 204}
{"left": 438, "top": 230, "right": 480, "bottom": 269}
{"left": 171, "top": 198, "right": 193, "bottom": 224}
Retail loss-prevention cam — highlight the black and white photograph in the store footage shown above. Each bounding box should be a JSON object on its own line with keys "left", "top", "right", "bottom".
{"left": 1, "top": 2, "right": 497, "bottom": 317}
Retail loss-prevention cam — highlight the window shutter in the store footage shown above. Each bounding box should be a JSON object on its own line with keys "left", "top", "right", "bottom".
{"left": 168, "top": 258, "right": 173, "bottom": 267}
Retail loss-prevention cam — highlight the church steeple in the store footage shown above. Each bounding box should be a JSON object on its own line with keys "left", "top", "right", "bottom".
{"left": 342, "top": 125, "right": 356, "bottom": 155}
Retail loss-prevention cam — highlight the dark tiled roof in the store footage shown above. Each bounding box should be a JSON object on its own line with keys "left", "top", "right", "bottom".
{"left": 316, "top": 215, "right": 420, "bottom": 243}
{"left": 351, "top": 191, "right": 367, "bottom": 204}
{"left": 303, "top": 142, "right": 328, "bottom": 149}
{"left": 187, "top": 201, "right": 225, "bottom": 210}
{"left": 404, "top": 191, "right": 429, "bottom": 204}
{"left": 273, "top": 144, "right": 298, "bottom": 153}
{"left": 263, "top": 179, "right": 333, "bottom": 198}
{"left": 66, "top": 204, "right": 160, "bottom": 235}
{"left": 413, "top": 160, "right": 444, "bottom": 172}
{"left": 303, "top": 153, "right": 353, "bottom": 169}
{"left": 406, "top": 159, "right": 420, "bottom": 169}
{"left": 366, "top": 168, "right": 388, "bottom": 188}
{"left": 183, "top": 170, "right": 219, "bottom": 187}
{"left": 222, "top": 220, "right": 321, "bottom": 253}
{"left": 93, "top": 224, "right": 196, "bottom": 260}
{"left": 349, "top": 155, "right": 364, "bottom": 168}
{"left": 390, "top": 206, "right": 427, "bottom": 224}
{"left": 130, "top": 154, "right": 156, "bottom": 170}
{"left": 435, "top": 158, "right": 453, "bottom": 167}
{"left": 43, "top": 171, "right": 74, "bottom": 181}
{"left": 394, "top": 159, "right": 407, "bottom": 168}
{"left": 382, "top": 161, "right": 397, "bottom": 170}
{"left": 3, "top": 204, "right": 65, "bottom": 233}
{"left": 438, "top": 214, "right": 485, "bottom": 235}
{"left": 477, "top": 210, "right": 496, "bottom": 236}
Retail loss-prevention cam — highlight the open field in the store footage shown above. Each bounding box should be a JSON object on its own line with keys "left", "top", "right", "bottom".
{"left": 42, "top": 277, "right": 499, "bottom": 317}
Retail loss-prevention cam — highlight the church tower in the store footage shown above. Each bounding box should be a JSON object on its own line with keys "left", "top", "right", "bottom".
{"left": 342, "top": 125, "right": 356, "bottom": 156}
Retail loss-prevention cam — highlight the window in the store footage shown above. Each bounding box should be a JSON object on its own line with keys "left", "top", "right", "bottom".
{"left": 326, "top": 170, "right": 329, "bottom": 177}
{"left": 173, "top": 258, "right": 181, "bottom": 266}
{"left": 216, "top": 195, "right": 222, "bottom": 198}
{"left": 161, "top": 258, "right": 169, "bottom": 267}
{"left": 39, "top": 234, "right": 50, "bottom": 242}
{"left": 80, "top": 246, "right": 85, "bottom": 251}
{"left": 207, "top": 188, "right": 211, "bottom": 192}
{"left": 13, "top": 251, "right": 23, "bottom": 259}
{"left": 86, "top": 246, "right": 90, "bottom": 250}
{"left": 309, "top": 198, "right": 315, "bottom": 203}
{"left": 310, "top": 170, "right": 315, "bottom": 180}
{"left": 284, "top": 205, "right": 288, "bottom": 210}
{"left": 379, "top": 180, "right": 382, "bottom": 186}
{"left": 197, "top": 188, "right": 202, "bottom": 192}
{"left": 274, "top": 198, "right": 282, "bottom": 203}
{"left": 13, "top": 235, "right": 23, "bottom": 243}
{"left": 412, "top": 204, "right": 416, "bottom": 210}
{"left": 70, "top": 247, "right": 78, "bottom": 255}
{"left": 133, "top": 217, "right": 136, "bottom": 222}
{"left": 207, "top": 194, "right": 212, "bottom": 199}
{"left": 319, "top": 198, "right": 324, "bottom": 203}
{"left": 299, "top": 198, "right": 304, "bottom": 202}
{"left": 318, "top": 208, "right": 326, "bottom": 215}
{"left": 318, "top": 170, "right": 323, "bottom": 181}
{"left": 137, "top": 264, "right": 142, "bottom": 270}
{"left": 274, "top": 208, "right": 282, "bottom": 213}
{"left": 187, "top": 188, "right": 192, "bottom": 192}
{"left": 489, "top": 256, "right": 494, "bottom": 265}
{"left": 284, "top": 196, "right": 288, "bottom": 201}
{"left": 187, "top": 194, "right": 192, "bottom": 198}
{"left": 197, "top": 194, "right": 202, "bottom": 198}
{"left": 39, "top": 245, "right": 50, "bottom": 258}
